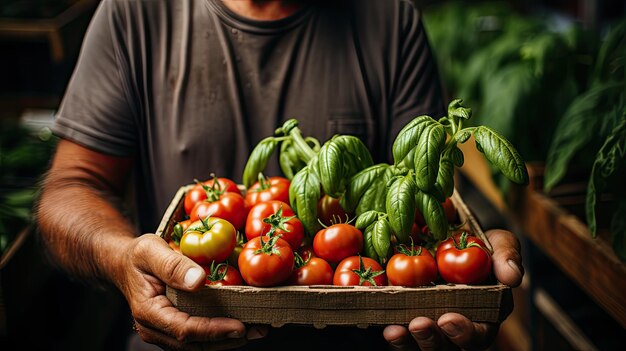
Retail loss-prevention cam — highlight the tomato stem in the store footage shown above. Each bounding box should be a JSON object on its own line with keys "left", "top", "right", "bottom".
{"left": 350, "top": 255, "right": 386, "bottom": 286}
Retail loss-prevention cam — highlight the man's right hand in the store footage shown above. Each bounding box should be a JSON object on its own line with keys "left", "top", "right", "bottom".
{"left": 117, "top": 233, "right": 267, "bottom": 350}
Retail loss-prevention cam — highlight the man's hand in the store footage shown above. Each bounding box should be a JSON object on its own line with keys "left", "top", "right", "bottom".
{"left": 382, "top": 229, "right": 524, "bottom": 351}
{"left": 117, "top": 233, "right": 267, "bottom": 351}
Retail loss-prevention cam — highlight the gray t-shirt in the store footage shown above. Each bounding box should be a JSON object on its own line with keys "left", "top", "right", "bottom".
{"left": 54, "top": 0, "right": 444, "bottom": 232}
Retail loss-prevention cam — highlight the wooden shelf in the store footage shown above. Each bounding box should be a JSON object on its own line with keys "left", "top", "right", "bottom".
{"left": 509, "top": 163, "right": 626, "bottom": 328}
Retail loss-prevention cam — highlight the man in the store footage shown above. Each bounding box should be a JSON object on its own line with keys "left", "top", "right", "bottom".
{"left": 36, "top": 0, "right": 524, "bottom": 350}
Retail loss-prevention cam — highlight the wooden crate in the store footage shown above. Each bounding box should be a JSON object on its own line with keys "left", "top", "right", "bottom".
{"left": 156, "top": 186, "right": 511, "bottom": 327}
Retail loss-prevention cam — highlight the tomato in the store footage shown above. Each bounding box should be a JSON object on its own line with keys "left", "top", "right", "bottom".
{"left": 170, "top": 219, "right": 194, "bottom": 245}
{"left": 435, "top": 231, "right": 485, "bottom": 260}
{"left": 203, "top": 262, "right": 244, "bottom": 286}
{"left": 333, "top": 256, "right": 387, "bottom": 286}
{"left": 296, "top": 245, "right": 316, "bottom": 261}
{"left": 287, "top": 256, "right": 334, "bottom": 285}
{"left": 227, "top": 232, "right": 246, "bottom": 268}
{"left": 245, "top": 176, "right": 290, "bottom": 208}
{"left": 436, "top": 231, "right": 492, "bottom": 284}
{"left": 183, "top": 177, "right": 241, "bottom": 215}
{"left": 238, "top": 236, "right": 295, "bottom": 287}
{"left": 168, "top": 240, "right": 181, "bottom": 253}
{"left": 313, "top": 223, "right": 363, "bottom": 264}
{"left": 442, "top": 197, "right": 458, "bottom": 224}
{"left": 179, "top": 217, "right": 237, "bottom": 265}
{"left": 316, "top": 194, "right": 349, "bottom": 226}
{"left": 190, "top": 191, "right": 248, "bottom": 230}
{"left": 387, "top": 245, "right": 438, "bottom": 287}
{"left": 245, "top": 200, "right": 304, "bottom": 250}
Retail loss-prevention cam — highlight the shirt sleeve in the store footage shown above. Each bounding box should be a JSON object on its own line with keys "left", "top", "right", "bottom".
{"left": 389, "top": 1, "right": 446, "bottom": 138}
{"left": 53, "top": 0, "right": 138, "bottom": 156}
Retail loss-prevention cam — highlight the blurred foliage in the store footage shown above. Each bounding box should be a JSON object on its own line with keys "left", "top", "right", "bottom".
{"left": 0, "top": 119, "right": 56, "bottom": 255}
{"left": 424, "top": 2, "right": 626, "bottom": 261}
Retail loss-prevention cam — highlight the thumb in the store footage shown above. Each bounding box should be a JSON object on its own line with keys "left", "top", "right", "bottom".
{"left": 485, "top": 229, "right": 523, "bottom": 287}
{"left": 135, "top": 234, "right": 206, "bottom": 291}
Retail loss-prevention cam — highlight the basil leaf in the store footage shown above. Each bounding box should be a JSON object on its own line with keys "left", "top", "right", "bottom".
{"left": 317, "top": 140, "right": 344, "bottom": 198}
{"left": 355, "top": 210, "right": 379, "bottom": 230}
{"left": 317, "top": 135, "right": 374, "bottom": 198}
{"left": 363, "top": 224, "right": 381, "bottom": 263}
{"left": 342, "top": 164, "right": 390, "bottom": 213}
{"left": 448, "top": 99, "right": 472, "bottom": 120}
{"left": 279, "top": 139, "right": 306, "bottom": 180}
{"left": 415, "top": 191, "right": 448, "bottom": 240}
{"left": 455, "top": 131, "right": 472, "bottom": 144}
{"left": 386, "top": 175, "right": 416, "bottom": 243}
{"left": 473, "top": 126, "right": 529, "bottom": 185}
{"left": 414, "top": 122, "right": 446, "bottom": 191}
{"left": 436, "top": 159, "right": 455, "bottom": 198}
{"left": 242, "top": 137, "right": 278, "bottom": 188}
{"left": 372, "top": 218, "right": 392, "bottom": 259}
{"left": 289, "top": 166, "right": 322, "bottom": 236}
{"left": 451, "top": 146, "right": 465, "bottom": 167}
{"left": 392, "top": 116, "right": 435, "bottom": 166}
{"left": 586, "top": 118, "right": 626, "bottom": 237}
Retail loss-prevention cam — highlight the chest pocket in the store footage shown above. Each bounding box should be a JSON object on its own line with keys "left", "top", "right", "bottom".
{"left": 327, "top": 112, "right": 375, "bottom": 151}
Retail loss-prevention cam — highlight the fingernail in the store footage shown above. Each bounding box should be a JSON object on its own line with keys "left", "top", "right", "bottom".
{"left": 440, "top": 322, "right": 462, "bottom": 338}
{"left": 227, "top": 330, "right": 243, "bottom": 339}
{"left": 246, "top": 327, "right": 266, "bottom": 340}
{"left": 412, "top": 328, "right": 432, "bottom": 341}
{"left": 507, "top": 259, "right": 522, "bottom": 276}
{"left": 184, "top": 267, "right": 204, "bottom": 288}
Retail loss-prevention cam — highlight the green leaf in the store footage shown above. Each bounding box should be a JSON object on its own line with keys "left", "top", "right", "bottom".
{"left": 415, "top": 191, "right": 448, "bottom": 240}
{"left": 473, "top": 126, "right": 529, "bottom": 185}
{"left": 317, "top": 135, "right": 373, "bottom": 198}
{"left": 455, "top": 131, "right": 472, "bottom": 144}
{"left": 279, "top": 139, "right": 307, "bottom": 180}
{"left": 355, "top": 210, "right": 379, "bottom": 230}
{"left": 342, "top": 164, "right": 391, "bottom": 213}
{"left": 317, "top": 141, "right": 344, "bottom": 198}
{"left": 586, "top": 117, "right": 626, "bottom": 237}
{"left": 385, "top": 175, "right": 416, "bottom": 243}
{"left": 372, "top": 218, "right": 392, "bottom": 259}
{"left": 436, "top": 159, "right": 455, "bottom": 198}
{"left": 363, "top": 224, "right": 381, "bottom": 263}
{"left": 448, "top": 98, "right": 472, "bottom": 120}
{"left": 289, "top": 166, "right": 322, "bottom": 236}
{"left": 242, "top": 137, "right": 278, "bottom": 188}
{"left": 414, "top": 122, "right": 446, "bottom": 191}
{"left": 544, "top": 82, "right": 625, "bottom": 191}
{"left": 451, "top": 146, "right": 465, "bottom": 167}
{"left": 392, "top": 116, "right": 437, "bottom": 166}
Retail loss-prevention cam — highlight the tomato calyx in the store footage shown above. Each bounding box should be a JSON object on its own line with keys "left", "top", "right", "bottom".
{"left": 351, "top": 255, "right": 386, "bottom": 286}
{"left": 254, "top": 235, "right": 284, "bottom": 256}
{"left": 317, "top": 213, "right": 353, "bottom": 228}
{"left": 293, "top": 252, "right": 312, "bottom": 269}
{"left": 251, "top": 172, "right": 271, "bottom": 192}
{"left": 205, "top": 261, "right": 229, "bottom": 283}
{"left": 451, "top": 231, "right": 485, "bottom": 251}
{"left": 196, "top": 175, "right": 227, "bottom": 202}
{"left": 262, "top": 205, "right": 296, "bottom": 236}
{"left": 396, "top": 240, "right": 424, "bottom": 256}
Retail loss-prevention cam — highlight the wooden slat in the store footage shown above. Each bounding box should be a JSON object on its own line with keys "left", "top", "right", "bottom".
{"left": 511, "top": 165, "right": 626, "bottom": 328}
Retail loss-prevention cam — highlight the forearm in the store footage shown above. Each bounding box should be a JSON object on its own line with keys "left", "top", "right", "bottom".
{"left": 36, "top": 171, "right": 136, "bottom": 283}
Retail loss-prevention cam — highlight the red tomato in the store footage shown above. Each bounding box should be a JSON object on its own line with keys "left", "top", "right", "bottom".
{"left": 203, "top": 263, "right": 244, "bottom": 286}
{"left": 287, "top": 257, "right": 334, "bottom": 285}
{"left": 168, "top": 240, "right": 181, "bottom": 253}
{"left": 238, "top": 236, "right": 295, "bottom": 287}
{"left": 179, "top": 217, "right": 237, "bottom": 265}
{"left": 245, "top": 200, "right": 304, "bottom": 250}
{"left": 245, "top": 176, "right": 290, "bottom": 208}
{"left": 183, "top": 177, "right": 242, "bottom": 215}
{"left": 190, "top": 191, "right": 248, "bottom": 230}
{"left": 317, "top": 194, "right": 349, "bottom": 226}
{"left": 387, "top": 245, "right": 438, "bottom": 287}
{"left": 313, "top": 224, "right": 363, "bottom": 264}
{"left": 436, "top": 232, "right": 492, "bottom": 284}
{"left": 435, "top": 231, "right": 485, "bottom": 260}
{"left": 333, "top": 256, "right": 387, "bottom": 286}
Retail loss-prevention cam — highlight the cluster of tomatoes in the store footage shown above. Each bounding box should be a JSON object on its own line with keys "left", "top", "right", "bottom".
{"left": 167, "top": 175, "right": 493, "bottom": 288}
